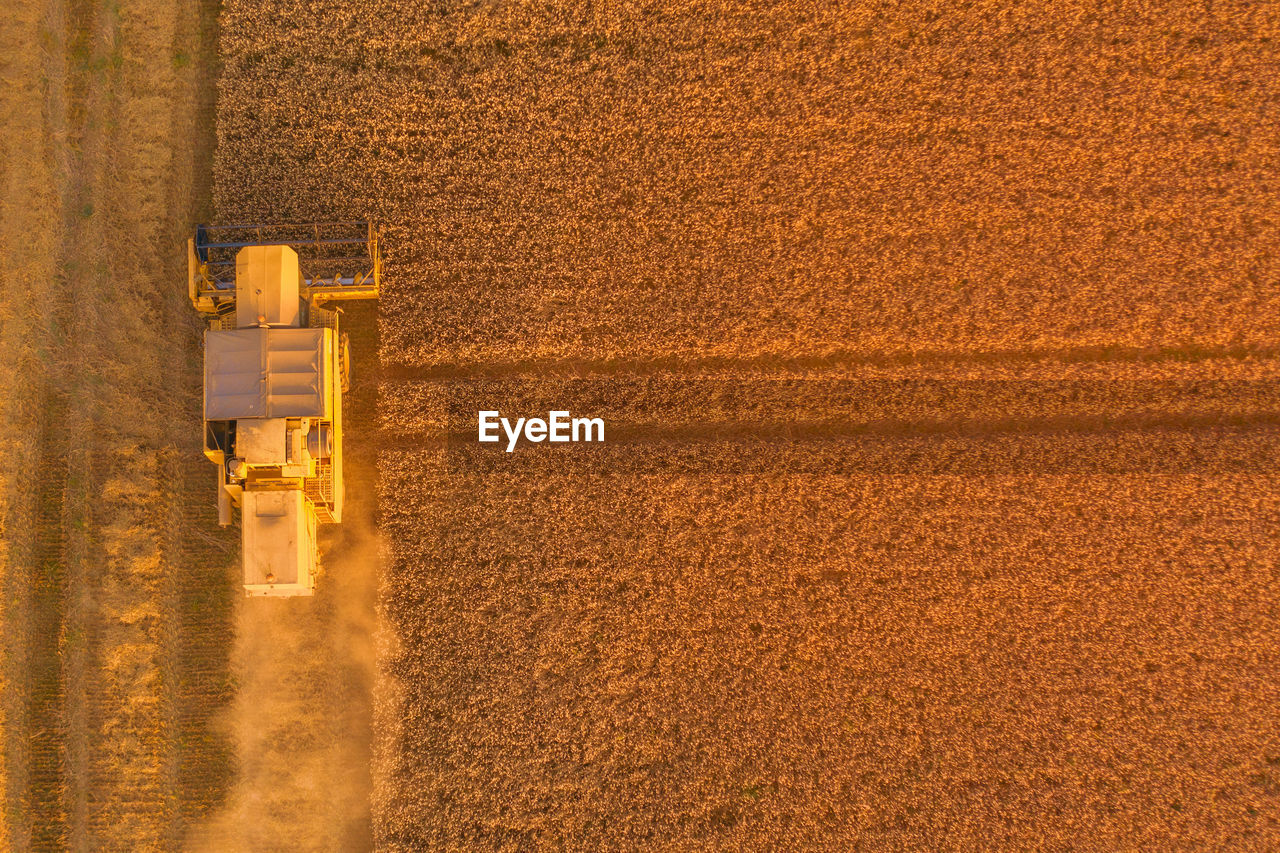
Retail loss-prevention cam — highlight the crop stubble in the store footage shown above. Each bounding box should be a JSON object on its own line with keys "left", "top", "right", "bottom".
{"left": 0, "top": 0, "right": 231, "bottom": 850}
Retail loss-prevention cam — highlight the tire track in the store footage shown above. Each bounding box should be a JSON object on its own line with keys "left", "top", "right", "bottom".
{"left": 376, "top": 344, "right": 1280, "bottom": 382}
{"left": 26, "top": 394, "right": 69, "bottom": 851}
{"left": 22, "top": 0, "right": 100, "bottom": 845}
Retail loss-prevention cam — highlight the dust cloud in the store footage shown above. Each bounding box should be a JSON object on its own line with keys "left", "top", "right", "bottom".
{"left": 186, "top": 504, "right": 383, "bottom": 852}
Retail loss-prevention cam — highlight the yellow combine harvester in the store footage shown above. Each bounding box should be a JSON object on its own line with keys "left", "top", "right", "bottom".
{"left": 188, "top": 222, "right": 380, "bottom": 596}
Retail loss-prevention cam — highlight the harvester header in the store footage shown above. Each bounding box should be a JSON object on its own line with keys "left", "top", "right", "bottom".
{"left": 189, "top": 221, "right": 380, "bottom": 312}
{"left": 189, "top": 221, "right": 380, "bottom": 596}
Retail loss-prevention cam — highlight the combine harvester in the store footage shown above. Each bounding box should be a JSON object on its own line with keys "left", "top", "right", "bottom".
{"left": 188, "top": 222, "right": 380, "bottom": 596}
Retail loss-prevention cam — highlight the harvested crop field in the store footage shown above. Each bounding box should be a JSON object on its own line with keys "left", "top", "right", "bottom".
{"left": 0, "top": 1, "right": 235, "bottom": 850}
{"left": 211, "top": 0, "right": 1280, "bottom": 850}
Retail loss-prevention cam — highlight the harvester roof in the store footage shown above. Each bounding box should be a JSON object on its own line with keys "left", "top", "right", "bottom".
{"left": 204, "top": 327, "right": 333, "bottom": 420}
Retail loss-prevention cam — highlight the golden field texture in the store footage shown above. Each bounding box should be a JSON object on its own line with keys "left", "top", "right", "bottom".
{"left": 0, "top": 0, "right": 233, "bottom": 850}
{"left": 376, "top": 463, "right": 1280, "bottom": 849}
{"left": 214, "top": 0, "right": 1280, "bottom": 369}
{"left": 208, "top": 0, "right": 1280, "bottom": 849}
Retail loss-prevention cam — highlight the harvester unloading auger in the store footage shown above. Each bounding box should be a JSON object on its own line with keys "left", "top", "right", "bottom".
{"left": 189, "top": 222, "right": 380, "bottom": 596}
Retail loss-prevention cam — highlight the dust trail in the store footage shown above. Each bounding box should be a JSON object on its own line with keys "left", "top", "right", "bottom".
{"left": 185, "top": 496, "right": 382, "bottom": 852}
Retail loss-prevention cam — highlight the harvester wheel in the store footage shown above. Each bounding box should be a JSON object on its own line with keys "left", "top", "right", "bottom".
{"left": 339, "top": 332, "right": 351, "bottom": 393}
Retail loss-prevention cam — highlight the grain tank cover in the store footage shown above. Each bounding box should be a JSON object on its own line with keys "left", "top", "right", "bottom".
{"left": 204, "top": 327, "right": 333, "bottom": 419}
{"left": 242, "top": 489, "right": 317, "bottom": 596}
{"left": 236, "top": 244, "right": 300, "bottom": 328}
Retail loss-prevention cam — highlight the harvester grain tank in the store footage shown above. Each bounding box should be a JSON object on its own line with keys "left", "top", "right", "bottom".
{"left": 188, "top": 222, "right": 380, "bottom": 596}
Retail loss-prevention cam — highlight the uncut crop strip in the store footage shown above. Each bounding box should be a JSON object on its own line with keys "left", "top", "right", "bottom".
{"left": 171, "top": 448, "right": 237, "bottom": 826}
{"left": 209, "top": 1, "right": 1280, "bottom": 849}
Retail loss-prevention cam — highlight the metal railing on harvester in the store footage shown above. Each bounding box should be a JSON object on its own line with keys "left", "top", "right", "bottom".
{"left": 188, "top": 221, "right": 381, "bottom": 313}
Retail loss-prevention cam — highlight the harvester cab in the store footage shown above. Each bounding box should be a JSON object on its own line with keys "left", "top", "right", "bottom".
{"left": 189, "top": 222, "right": 380, "bottom": 596}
